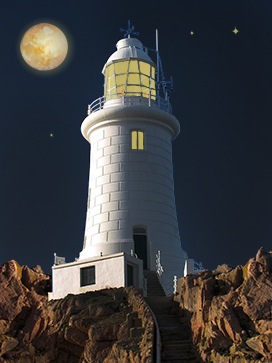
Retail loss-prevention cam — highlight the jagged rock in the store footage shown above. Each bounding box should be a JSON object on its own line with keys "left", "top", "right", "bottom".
{"left": 0, "top": 260, "right": 154, "bottom": 362}
{"left": 21, "top": 265, "right": 51, "bottom": 296}
{"left": 0, "top": 335, "right": 19, "bottom": 357}
{"left": 174, "top": 247, "right": 272, "bottom": 362}
{"left": 246, "top": 331, "right": 272, "bottom": 358}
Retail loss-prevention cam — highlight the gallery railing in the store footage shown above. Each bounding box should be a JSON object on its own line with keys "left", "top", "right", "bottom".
{"left": 87, "top": 91, "right": 172, "bottom": 115}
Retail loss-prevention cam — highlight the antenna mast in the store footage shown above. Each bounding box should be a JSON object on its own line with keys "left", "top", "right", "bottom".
{"left": 154, "top": 30, "right": 174, "bottom": 101}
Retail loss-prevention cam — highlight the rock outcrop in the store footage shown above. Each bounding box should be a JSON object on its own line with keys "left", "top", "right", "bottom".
{"left": 0, "top": 260, "right": 154, "bottom": 362}
{"left": 174, "top": 247, "right": 272, "bottom": 362}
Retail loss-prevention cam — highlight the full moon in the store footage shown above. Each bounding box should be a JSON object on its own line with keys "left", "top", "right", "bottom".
{"left": 20, "top": 23, "right": 68, "bottom": 71}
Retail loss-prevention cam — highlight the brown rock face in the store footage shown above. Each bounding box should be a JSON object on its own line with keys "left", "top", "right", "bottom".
{"left": 174, "top": 247, "right": 272, "bottom": 362}
{"left": 0, "top": 260, "right": 154, "bottom": 362}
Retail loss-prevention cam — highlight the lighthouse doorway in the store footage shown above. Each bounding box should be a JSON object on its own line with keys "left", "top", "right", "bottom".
{"left": 133, "top": 227, "right": 148, "bottom": 269}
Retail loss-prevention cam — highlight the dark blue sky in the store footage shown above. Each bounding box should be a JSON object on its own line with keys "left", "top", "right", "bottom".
{"left": 0, "top": 0, "right": 272, "bottom": 274}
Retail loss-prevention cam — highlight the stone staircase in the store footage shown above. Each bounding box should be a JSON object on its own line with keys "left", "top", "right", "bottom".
{"left": 143, "top": 270, "right": 200, "bottom": 363}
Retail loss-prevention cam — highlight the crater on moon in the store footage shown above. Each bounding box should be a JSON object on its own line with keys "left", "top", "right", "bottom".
{"left": 20, "top": 23, "right": 68, "bottom": 71}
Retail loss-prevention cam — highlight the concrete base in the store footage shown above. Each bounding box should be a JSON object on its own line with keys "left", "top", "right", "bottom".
{"left": 50, "top": 252, "right": 143, "bottom": 300}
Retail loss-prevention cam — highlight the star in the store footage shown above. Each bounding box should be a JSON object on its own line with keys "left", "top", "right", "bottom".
{"left": 190, "top": 31, "right": 194, "bottom": 35}
{"left": 232, "top": 27, "right": 239, "bottom": 35}
{"left": 50, "top": 133, "right": 54, "bottom": 138}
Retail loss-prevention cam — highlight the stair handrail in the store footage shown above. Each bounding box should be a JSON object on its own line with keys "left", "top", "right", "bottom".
{"left": 155, "top": 250, "right": 176, "bottom": 296}
{"left": 155, "top": 250, "right": 164, "bottom": 276}
{"left": 173, "top": 275, "right": 178, "bottom": 294}
{"left": 142, "top": 298, "right": 161, "bottom": 363}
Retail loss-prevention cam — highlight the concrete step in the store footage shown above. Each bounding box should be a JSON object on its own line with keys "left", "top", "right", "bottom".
{"left": 162, "top": 358, "right": 199, "bottom": 363}
{"left": 162, "top": 353, "right": 198, "bottom": 359}
{"left": 162, "top": 340, "right": 192, "bottom": 347}
{"left": 143, "top": 271, "right": 200, "bottom": 362}
{"left": 143, "top": 279, "right": 199, "bottom": 363}
{"left": 162, "top": 349, "right": 194, "bottom": 356}
{"left": 162, "top": 349, "right": 193, "bottom": 354}
{"left": 144, "top": 271, "right": 166, "bottom": 297}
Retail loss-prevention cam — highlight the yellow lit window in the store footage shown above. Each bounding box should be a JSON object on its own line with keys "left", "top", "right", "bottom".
{"left": 131, "top": 131, "right": 144, "bottom": 150}
{"left": 138, "top": 132, "right": 144, "bottom": 150}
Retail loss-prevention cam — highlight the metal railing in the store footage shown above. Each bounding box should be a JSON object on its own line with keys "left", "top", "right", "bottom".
{"left": 87, "top": 91, "right": 172, "bottom": 115}
{"left": 194, "top": 261, "right": 205, "bottom": 273}
{"left": 155, "top": 250, "right": 177, "bottom": 296}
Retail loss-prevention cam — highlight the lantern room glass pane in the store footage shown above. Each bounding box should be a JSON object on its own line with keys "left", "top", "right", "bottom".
{"left": 108, "top": 64, "right": 115, "bottom": 78}
{"left": 106, "top": 87, "right": 116, "bottom": 100}
{"left": 141, "top": 75, "right": 150, "bottom": 88}
{"left": 117, "top": 84, "right": 126, "bottom": 96}
{"left": 131, "top": 131, "right": 137, "bottom": 149}
{"left": 116, "top": 74, "right": 127, "bottom": 86}
{"left": 151, "top": 66, "right": 155, "bottom": 79}
{"left": 141, "top": 86, "right": 150, "bottom": 98}
{"left": 107, "top": 76, "right": 115, "bottom": 91}
{"left": 139, "top": 61, "right": 150, "bottom": 76}
{"left": 129, "top": 60, "right": 139, "bottom": 73}
{"left": 128, "top": 73, "right": 140, "bottom": 85}
{"left": 127, "top": 85, "right": 141, "bottom": 96}
{"left": 104, "top": 66, "right": 109, "bottom": 80}
{"left": 115, "top": 61, "right": 129, "bottom": 75}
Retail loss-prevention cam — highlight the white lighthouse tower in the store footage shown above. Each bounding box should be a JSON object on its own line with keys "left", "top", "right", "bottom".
{"left": 50, "top": 23, "right": 192, "bottom": 300}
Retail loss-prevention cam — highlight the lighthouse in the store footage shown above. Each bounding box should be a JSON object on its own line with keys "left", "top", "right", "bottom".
{"left": 50, "top": 23, "right": 193, "bottom": 300}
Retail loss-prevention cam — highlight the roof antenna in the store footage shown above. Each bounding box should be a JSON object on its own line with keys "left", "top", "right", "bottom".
{"left": 120, "top": 20, "right": 139, "bottom": 38}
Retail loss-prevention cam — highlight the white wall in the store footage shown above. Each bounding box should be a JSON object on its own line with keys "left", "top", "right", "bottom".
{"left": 184, "top": 259, "right": 194, "bottom": 276}
{"left": 79, "top": 105, "right": 187, "bottom": 279}
{"left": 50, "top": 252, "right": 143, "bottom": 300}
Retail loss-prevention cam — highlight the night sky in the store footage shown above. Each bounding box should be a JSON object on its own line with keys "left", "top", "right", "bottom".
{"left": 1, "top": 0, "right": 272, "bottom": 275}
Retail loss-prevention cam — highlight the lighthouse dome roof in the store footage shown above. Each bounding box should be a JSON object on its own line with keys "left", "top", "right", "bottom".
{"left": 102, "top": 38, "right": 155, "bottom": 74}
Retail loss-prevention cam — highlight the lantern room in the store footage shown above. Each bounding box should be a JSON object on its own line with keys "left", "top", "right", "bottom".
{"left": 102, "top": 38, "right": 156, "bottom": 101}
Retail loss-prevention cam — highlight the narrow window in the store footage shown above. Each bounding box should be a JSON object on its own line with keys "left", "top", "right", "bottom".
{"left": 80, "top": 266, "right": 95, "bottom": 286}
{"left": 131, "top": 131, "right": 144, "bottom": 150}
{"left": 138, "top": 132, "right": 144, "bottom": 150}
{"left": 131, "top": 131, "right": 137, "bottom": 149}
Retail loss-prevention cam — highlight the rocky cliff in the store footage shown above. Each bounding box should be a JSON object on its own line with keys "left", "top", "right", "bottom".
{"left": 2, "top": 247, "right": 272, "bottom": 363}
{"left": 0, "top": 260, "right": 154, "bottom": 362}
{"left": 174, "top": 247, "right": 272, "bottom": 362}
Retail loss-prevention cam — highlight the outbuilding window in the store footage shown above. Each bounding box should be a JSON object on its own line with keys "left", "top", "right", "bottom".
{"left": 131, "top": 131, "right": 144, "bottom": 150}
{"left": 80, "top": 266, "right": 95, "bottom": 286}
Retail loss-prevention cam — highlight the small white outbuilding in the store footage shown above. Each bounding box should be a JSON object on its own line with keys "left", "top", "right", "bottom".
{"left": 50, "top": 27, "right": 195, "bottom": 300}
